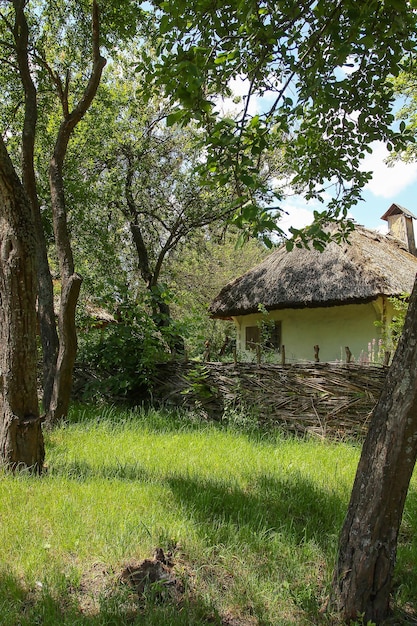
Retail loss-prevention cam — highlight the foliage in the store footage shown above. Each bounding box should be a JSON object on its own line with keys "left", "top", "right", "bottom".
{"left": 74, "top": 228, "right": 267, "bottom": 397}
{"left": 144, "top": 0, "right": 416, "bottom": 247}
{"left": 76, "top": 298, "right": 177, "bottom": 401}
{"left": 167, "top": 232, "right": 268, "bottom": 357}
{"left": 256, "top": 303, "right": 279, "bottom": 353}
{"left": 374, "top": 293, "right": 409, "bottom": 356}
{"left": 64, "top": 58, "right": 278, "bottom": 326}
{"left": 393, "top": 64, "right": 417, "bottom": 163}
{"left": 182, "top": 364, "right": 217, "bottom": 400}
{"left": 349, "top": 615, "right": 376, "bottom": 626}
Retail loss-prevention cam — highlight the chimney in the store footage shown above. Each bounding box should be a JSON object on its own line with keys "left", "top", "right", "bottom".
{"left": 381, "top": 204, "right": 417, "bottom": 256}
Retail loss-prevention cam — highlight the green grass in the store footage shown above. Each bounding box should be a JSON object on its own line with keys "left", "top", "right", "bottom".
{"left": 0, "top": 405, "right": 416, "bottom": 625}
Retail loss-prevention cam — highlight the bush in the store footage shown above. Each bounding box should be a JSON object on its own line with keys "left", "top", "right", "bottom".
{"left": 76, "top": 302, "right": 171, "bottom": 401}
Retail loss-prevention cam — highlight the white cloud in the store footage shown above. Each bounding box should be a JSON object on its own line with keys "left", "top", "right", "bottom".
{"left": 361, "top": 142, "right": 417, "bottom": 198}
{"left": 215, "top": 75, "right": 260, "bottom": 118}
{"left": 214, "top": 75, "right": 280, "bottom": 118}
{"left": 276, "top": 200, "right": 315, "bottom": 234}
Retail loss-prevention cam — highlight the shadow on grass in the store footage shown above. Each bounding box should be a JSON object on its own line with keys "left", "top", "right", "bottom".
{"left": 49, "top": 453, "right": 344, "bottom": 549}
{"left": 49, "top": 458, "right": 151, "bottom": 482}
{"left": 48, "top": 455, "right": 344, "bottom": 550}
{"left": 166, "top": 471, "right": 344, "bottom": 551}
{"left": 0, "top": 568, "right": 227, "bottom": 626}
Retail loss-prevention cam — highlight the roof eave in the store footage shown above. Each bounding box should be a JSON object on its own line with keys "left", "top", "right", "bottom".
{"left": 210, "top": 293, "right": 399, "bottom": 319}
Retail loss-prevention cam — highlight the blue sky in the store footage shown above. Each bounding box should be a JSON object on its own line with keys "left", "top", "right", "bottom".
{"left": 219, "top": 77, "right": 417, "bottom": 235}
{"left": 279, "top": 140, "right": 417, "bottom": 234}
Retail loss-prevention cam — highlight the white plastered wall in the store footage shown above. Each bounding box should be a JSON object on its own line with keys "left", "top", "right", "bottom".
{"left": 233, "top": 296, "right": 395, "bottom": 363}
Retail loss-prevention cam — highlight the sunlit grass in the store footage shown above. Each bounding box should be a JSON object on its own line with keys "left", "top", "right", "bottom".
{"left": 0, "top": 404, "right": 416, "bottom": 625}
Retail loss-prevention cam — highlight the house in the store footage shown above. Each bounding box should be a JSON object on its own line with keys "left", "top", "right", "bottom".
{"left": 209, "top": 205, "right": 417, "bottom": 363}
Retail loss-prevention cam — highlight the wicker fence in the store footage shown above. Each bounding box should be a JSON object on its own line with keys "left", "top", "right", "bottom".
{"left": 152, "top": 361, "right": 388, "bottom": 439}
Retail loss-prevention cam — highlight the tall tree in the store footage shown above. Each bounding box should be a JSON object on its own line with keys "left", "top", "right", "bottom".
{"left": 146, "top": 1, "right": 417, "bottom": 621}
{"left": 10, "top": 0, "right": 59, "bottom": 416}
{"left": 0, "top": 0, "right": 106, "bottom": 422}
{"left": 0, "top": 135, "right": 44, "bottom": 472}
{"left": 66, "top": 67, "right": 280, "bottom": 347}
{"left": 43, "top": 0, "right": 106, "bottom": 424}
{"left": 1, "top": 0, "right": 146, "bottom": 424}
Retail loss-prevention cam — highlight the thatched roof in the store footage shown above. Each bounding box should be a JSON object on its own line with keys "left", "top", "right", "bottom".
{"left": 209, "top": 225, "right": 417, "bottom": 318}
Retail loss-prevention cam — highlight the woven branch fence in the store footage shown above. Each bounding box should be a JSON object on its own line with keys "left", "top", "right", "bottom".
{"left": 152, "top": 361, "right": 388, "bottom": 439}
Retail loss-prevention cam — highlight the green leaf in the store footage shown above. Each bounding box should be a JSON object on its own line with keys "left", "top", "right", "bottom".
{"left": 166, "top": 110, "right": 186, "bottom": 126}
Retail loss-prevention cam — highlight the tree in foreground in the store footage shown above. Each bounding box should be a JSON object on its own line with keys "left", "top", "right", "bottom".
{"left": 146, "top": 0, "right": 417, "bottom": 621}
{"left": 0, "top": 136, "right": 44, "bottom": 472}
{"left": 332, "top": 278, "right": 417, "bottom": 622}
{"left": 1, "top": 0, "right": 146, "bottom": 425}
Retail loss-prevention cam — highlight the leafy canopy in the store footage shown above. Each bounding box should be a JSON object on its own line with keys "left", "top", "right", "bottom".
{"left": 142, "top": 0, "right": 416, "bottom": 246}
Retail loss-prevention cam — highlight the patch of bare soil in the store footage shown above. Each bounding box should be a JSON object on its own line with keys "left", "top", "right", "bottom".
{"left": 76, "top": 561, "right": 115, "bottom": 615}
{"left": 220, "top": 609, "right": 259, "bottom": 625}
{"left": 74, "top": 547, "right": 265, "bottom": 625}
{"left": 119, "top": 546, "right": 184, "bottom": 604}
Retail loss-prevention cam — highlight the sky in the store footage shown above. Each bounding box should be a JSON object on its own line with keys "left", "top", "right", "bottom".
{"left": 219, "top": 77, "right": 417, "bottom": 237}
{"left": 278, "top": 141, "right": 417, "bottom": 235}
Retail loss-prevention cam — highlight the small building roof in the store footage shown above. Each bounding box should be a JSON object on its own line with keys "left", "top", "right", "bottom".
{"left": 209, "top": 224, "right": 417, "bottom": 319}
{"left": 381, "top": 203, "right": 417, "bottom": 222}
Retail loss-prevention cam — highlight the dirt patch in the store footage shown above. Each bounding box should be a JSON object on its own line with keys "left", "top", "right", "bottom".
{"left": 76, "top": 561, "right": 115, "bottom": 615}
{"left": 75, "top": 547, "right": 265, "bottom": 625}
{"left": 120, "top": 546, "right": 183, "bottom": 602}
{"left": 221, "top": 609, "right": 259, "bottom": 625}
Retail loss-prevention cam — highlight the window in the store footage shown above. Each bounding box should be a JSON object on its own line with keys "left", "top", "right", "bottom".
{"left": 245, "top": 321, "right": 281, "bottom": 351}
{"left": 246, "top": 326, "right": 260, "bottom": 350}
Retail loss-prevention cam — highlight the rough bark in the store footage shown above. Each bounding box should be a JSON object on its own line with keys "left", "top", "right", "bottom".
{"left": 130, "top": 221, "right": 153, "bottom": 286}
{"left": 47, "top": 273, "right": 82, "bottom": 424}
{"left": 0, "top": 137, "right": 44, "bottom": 472}
{"left": 12, "top": 0, "right": 59, "bottom": 412}
{"left": 131, "top": 219, "right": 184, "bottom": 352}
{"left": 45, "top": 0, "right": 106, "bottom": 425}
{"left": 332, "top": 276, "right": 417, "bottom": 623}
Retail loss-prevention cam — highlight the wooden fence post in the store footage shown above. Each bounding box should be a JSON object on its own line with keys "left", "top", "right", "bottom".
{"left": 345, "top": 346, "right": 352, "bottom": 363}
{"left": 314, "top": 344, "right": 320, "bottom": 362}
{"left": 281, "top": 345, "right": 286, "bottom": 365}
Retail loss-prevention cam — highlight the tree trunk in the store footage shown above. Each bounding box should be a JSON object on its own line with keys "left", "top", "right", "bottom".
{"left": 0, "top": 137, "right": 44, "bottom": 472}
{"left": 47, "top": 272, "right": 82, "bottom": 424}
{"left": 46, "top": 149, "right": 83, "bottom": 425}
{"left": 44, "top": 0, "right": 106, "bottom": 425}
{"left": 332, "top": 276, "right": 417, "bottom": 623}
{"left": 129, "top": 222, "right": 185, "bottom": 353}
{"left": 12, "top": 0, "right": 59, "bottom": 413}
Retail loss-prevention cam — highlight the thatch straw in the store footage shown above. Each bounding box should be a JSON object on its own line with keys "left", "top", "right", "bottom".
{"left": 209, "top": 225, "right": 417, "bottom": 318}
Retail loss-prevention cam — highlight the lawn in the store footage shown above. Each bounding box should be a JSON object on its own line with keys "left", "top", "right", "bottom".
{"left": 0, "top": 405, "right": 416, "bottom": 625}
